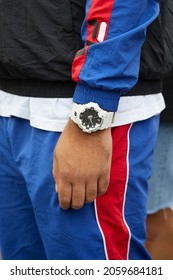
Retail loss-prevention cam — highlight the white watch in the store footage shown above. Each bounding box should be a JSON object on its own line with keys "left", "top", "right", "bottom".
{"left": 70, "top": 102, "right": 115, "bottom": 133}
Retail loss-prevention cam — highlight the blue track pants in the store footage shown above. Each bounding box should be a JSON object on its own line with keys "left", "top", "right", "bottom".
{"left": 0, "top": 116, "right": 159, "bottom": 259}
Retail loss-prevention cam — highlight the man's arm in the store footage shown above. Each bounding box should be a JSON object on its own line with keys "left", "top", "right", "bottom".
{"left": 72, "top": 0, "right": 159, "bottom": 111}
{"left": 53, "top": 0, "right": 159, "bottom": 210}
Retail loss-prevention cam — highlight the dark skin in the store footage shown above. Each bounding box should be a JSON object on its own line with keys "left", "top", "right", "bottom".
{"left": 53, "top": 119, "right": 112, "bottom": 210}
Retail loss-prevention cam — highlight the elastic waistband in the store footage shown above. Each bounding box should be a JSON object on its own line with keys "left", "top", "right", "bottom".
{"left": 0, "top": 79, "right": 76, "bottom": 98}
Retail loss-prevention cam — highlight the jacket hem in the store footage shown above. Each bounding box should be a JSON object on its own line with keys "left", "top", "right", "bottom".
{"left": 0, "top": 79, "right": 76, "bottom": 98}
{"left": 126, "top": 79, "right": 162, "bottom": 96}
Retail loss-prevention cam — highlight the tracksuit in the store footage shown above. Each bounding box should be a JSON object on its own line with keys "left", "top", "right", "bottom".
{"left": 0, "top": 0, "right": 169, "bottom": 259}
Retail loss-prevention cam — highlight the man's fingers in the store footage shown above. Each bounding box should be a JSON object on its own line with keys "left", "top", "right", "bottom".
{"left": 97, "top": 175, "right": 110, "bottom": 196}
{"left": 52, "top": 157, "right": 59, "bottom": 185}
{"left": 55, "top": 183, "right": 59, "bottom": 193}
{"left": 58, "top": 181, "right": 72, "bottom": 210}
{"left": 85, "top": 182, "right": 97, "bottom": 203}
{"left": 71, "top": 183, "right": 85, "bottom": 210}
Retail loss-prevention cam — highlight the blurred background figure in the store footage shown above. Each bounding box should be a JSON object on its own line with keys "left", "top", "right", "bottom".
{"left": 146, "top": 69, "right": 173, "bottom": 259}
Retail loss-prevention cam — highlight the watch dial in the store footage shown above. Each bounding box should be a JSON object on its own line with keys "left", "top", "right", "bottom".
{"left": 79, "top": 107, "right": 102, "bottom": 130}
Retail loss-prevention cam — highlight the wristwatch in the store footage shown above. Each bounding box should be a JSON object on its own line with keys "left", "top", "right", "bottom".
{"left": 70, "top": 102, "right": 115, "bottom": 133}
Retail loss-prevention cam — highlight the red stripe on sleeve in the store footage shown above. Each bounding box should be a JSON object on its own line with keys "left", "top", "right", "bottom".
{"left": 72, "top": 0, "right": 115, "bottom": 82}
{"left": 72, "top": 46, "right": 89, "bottom": 83}
{"left": 85, "top": 0, "right": 115, "bottom": 43}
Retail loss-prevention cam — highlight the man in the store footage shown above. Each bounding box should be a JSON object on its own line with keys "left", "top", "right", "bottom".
{"left": 0, "top": 0, "right": 164, "bottom": 259}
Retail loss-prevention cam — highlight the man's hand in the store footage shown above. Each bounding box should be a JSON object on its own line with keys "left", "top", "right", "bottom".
{"left": 53, "top": 119, "right": 112, "bottom": 210}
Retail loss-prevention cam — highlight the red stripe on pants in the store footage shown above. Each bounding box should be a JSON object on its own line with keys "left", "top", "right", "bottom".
{"left": 95, "top": 124, "right": 131, "bottom": 260}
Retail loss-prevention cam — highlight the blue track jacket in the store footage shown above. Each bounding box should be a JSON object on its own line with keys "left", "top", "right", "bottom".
{"left": 72, "top": 0, "right": 159, "bottom": 112}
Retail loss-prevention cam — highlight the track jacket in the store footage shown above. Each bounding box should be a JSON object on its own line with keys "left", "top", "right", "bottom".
{"left": 0, "top": 0, "right": 160, "bottom": 112}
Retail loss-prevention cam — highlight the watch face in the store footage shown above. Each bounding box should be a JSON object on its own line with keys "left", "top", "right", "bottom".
{"left": 79, "top": 107, "right": 103, "bottom": 131}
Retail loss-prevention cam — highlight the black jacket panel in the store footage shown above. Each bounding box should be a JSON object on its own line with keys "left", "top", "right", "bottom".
{"left": 127, "top": 0, "right": 173, "bottom": 97}
{"left": 161, "top": 69, "right": 173, "bottom": 121}
{"left": 163, "top": 0, "right": 173, "bottom": 76}
{"left": 0, "top": 0, "right": 86, "bottom": 80}
{"left": 139, "top": 0, "right": 166, "bottom": 80}
{"left": 139, "top": 0, "right": 173, "bottom": 80}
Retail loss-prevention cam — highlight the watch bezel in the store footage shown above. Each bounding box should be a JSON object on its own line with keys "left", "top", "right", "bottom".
{"left": 78, "top": 106, "right": 104, "bottom": 132}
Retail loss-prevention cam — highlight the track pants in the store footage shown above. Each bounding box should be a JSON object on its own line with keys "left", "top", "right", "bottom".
{"left": 0, "top": 115, "right": 159, "bottom": 260}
